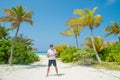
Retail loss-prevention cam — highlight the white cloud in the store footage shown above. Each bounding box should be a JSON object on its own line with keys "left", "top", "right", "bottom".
{"left": 106, "top": 0, "right": 116, "bottom": 5}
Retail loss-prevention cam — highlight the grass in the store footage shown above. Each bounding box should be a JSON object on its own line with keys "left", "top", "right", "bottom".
{"left": 93, "top": 62, "right": 120, "bottom": 71}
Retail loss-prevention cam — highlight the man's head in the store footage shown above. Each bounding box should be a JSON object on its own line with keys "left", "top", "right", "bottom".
{"left": 50, "top": 44, "right": 54, "bottom": 50}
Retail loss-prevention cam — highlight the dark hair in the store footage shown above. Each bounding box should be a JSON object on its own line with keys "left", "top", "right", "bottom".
{"left": 50, "top": 44, "right": 54, "bottom": 47}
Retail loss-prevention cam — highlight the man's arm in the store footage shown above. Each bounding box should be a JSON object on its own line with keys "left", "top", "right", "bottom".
{"left": 47, "top": 53, "right": 50, "bottom": 57}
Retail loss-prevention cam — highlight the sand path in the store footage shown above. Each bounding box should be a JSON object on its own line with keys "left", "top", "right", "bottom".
{"left": 0, "top": 56, "right": 120, "bottom": 80}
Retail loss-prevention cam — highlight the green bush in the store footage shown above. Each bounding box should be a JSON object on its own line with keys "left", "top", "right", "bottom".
{"left": 100, "top": 42, "right": 120, "bottom": 64}
{"left": 55, "top": 43, "right": 68, "bottom": 57}
{"left": 73, "top": 48, "right": 96, "bottom": 65}
{"left": 0, "top": 39, "right": 11, "bottom": 63}
{"left": 11, "top": 37, "right": 40, "bottom": 64}
{"left": 0, "top": 36, "right": 40, "bottom": 64}
{"left": 12, "top": 52, "right": 39, "bottom": 64}
{"left": 60, "top": 46, "right": 78, "bottom": 63}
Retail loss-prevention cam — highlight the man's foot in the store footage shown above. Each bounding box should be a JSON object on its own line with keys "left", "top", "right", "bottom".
{"left": 46, "top": 75, "right": 48, "bottom": 77}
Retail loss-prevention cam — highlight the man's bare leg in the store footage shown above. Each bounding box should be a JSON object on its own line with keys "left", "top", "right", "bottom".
{"left": 46, "top": 67, "right": 50, "bottom": 76}
{"left": 54, "top": 66, "right": 58, "bottom": 75}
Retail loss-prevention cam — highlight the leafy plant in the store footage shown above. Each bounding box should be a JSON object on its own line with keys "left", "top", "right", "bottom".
{"left": 73, "top": 48, "right": 96, "bottom": 65}
{"left": 0, "top": 35, "right": 39, "bottom": 64}
{"left": 100, "top": 42, "right": 120, "bottom": 64}
{"left": 0, "top": 5, "right": 33, "bottom": 65}
{"left": 81, "top": 36, "right": 114, "bottom": 52}
{"left": 55, "top": 43, "right": 68, "bottom": 57}
{"left": 60, "top": 46, "right": 78, "bottom": 63}
{"left": 104, "top": 21, "right": 120, "bottom": 42}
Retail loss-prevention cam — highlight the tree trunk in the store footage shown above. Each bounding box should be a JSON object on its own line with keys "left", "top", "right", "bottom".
{"left": 9, "top": 24, "right": 20, "bottom": 65}
{"left": 89, "top": 28, "right": 102, "bottom": 63}
{"left": 118, "top": 31, "right": 120, "bottom": 42}
{"left": 75, "top": 35, "right": 79, "bottom": 48}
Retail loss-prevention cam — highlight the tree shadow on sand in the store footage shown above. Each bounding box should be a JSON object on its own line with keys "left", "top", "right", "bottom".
{"left": 25, "top": 64, "right": 47, "bottom": 69}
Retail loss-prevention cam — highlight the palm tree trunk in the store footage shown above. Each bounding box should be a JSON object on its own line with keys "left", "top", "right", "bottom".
{"left": 89, "top": 28, "right": 102, "bottom": 63}
{"left": 118, "top": 31, "right": 120, "bottom": 42}
{"left": 75, "top": 35, "right": 78, "bottom": 48}
{"left": 9, "top": 24, "right": 20, "bottom": 65}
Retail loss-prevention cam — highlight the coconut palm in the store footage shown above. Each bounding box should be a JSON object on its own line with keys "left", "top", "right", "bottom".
{"left": 0, "top": 5, "right": 33, "bottom": 65}
{"left": 104, "top": 21, "right": 120, "bottom": 42}
{"left": 74, "top": 7, "right": 102, "bottom": 63}
{"left": 61, "top": 26, "right": 80, "bottom": 48}
{"left": 62, "top": 17, "right": 83, "bottom": 48}
{"left": 81, "top": 36, "right": 114, "bottom": 53}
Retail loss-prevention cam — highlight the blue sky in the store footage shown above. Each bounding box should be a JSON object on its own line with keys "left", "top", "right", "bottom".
{"left": 0, "top": 0, "right": 120, "bottom": 51}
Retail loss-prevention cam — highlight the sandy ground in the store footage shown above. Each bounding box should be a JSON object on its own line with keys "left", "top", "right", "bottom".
{"left": 0, "top": 55, "right": 120, "bottom": 80}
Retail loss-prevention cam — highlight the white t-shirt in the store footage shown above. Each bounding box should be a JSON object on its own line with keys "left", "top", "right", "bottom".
{"left": 47, "top": 49, "right": 57, "bottom": 60}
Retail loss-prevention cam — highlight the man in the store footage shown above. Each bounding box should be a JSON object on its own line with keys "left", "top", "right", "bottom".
{"left": 46, "top": 44, "right": 58, "bottom": 76}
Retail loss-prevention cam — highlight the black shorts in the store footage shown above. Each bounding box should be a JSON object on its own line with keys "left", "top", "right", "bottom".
{"left": 48, "top": 60, "right": 57, "bottom": 67}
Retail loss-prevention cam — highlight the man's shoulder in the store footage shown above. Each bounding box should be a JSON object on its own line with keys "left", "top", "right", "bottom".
{"left": 48, "top": 49, "right": 51, "bottom": 51}
{"left": 47, "top": 49, "right": 51, "bottom": 53}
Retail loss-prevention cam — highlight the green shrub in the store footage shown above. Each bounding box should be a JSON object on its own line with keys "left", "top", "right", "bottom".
{"left": 0, "top": 39, "right": 11, "bottom": 64}
{"left": 0, "top": 37, "right": 40, "bottom": 64}
{"left": 73, "top": 48, "right": 96, "bottom": 65}
{"left": 55, "top": 43, "right": 68, "bottom": 57}
{"left": 60, "top": 46, "right": 78, "bottom": 63}
{"left": 12, "top": 52, "right": 39, "bottom": 64}
{"left": 100, "top": 42, "right": 120, "bottom": 64}
{"left": 11, "top": 42, "right": 39, "bottom": 64}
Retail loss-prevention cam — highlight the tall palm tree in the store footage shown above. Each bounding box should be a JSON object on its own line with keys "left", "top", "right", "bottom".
{"left": 61, "top": 26, "right": 80, "bottom": 48}
{"left": 74, "top": 7, "right": 102, "bottom": 63}
{"left": 81, "top": 36, "right": 114, "bottom": 53}
{"left": 104, "top": 21, "right": 120, "bottom": 42}
{"left": 0, "top": 5, "right": 33, "bottom": 65}
{"left": 62, "top": 17, "right": 83, "bottom": 48}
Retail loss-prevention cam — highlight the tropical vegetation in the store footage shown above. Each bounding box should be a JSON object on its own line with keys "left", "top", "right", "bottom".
{"left": 104, "top": 21, "right": 120, "bottom": 42}
{"left": 0, "top": 6, "right": 39, "bottom": 65}
{"left": 0, "top": 32, "right": 39, "bottom": 64}
{"left": 0, "top": 5, "right": 33, "bottom": 65}
{"left": 58, "top": 7, "right": 120, "bottom": 70}
{"left": 81, "top": 36, "right": 114, "bottom": 53}
{"left": 61, "top": 18, "right": 83, "bottom": 48}
{"left": 64, "top": 7, "right": 102, "bottom": 63}
{"left": 0, "top": 5, "right": 120, "bottom": 70}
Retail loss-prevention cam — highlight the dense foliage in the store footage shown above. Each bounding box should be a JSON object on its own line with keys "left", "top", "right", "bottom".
{"left": 56, "top": 42, "right": 120, "bottom": 66}
{"left": 55, "top": 43, "right": 68, "bottom": 57}
{"left": 0, "top": 39, "right": 11, "bottom": 64}
{"left": 100, "top": 42, "right": 120, "bottom": 64}
{"left": 73, "top": 48, "right": 96, "bottom": 65}
{"left": 0, "top": 35, "right": 39, "bottom": 64}
{"left": 60, "top": 46, "right": 78, "bottom": 63}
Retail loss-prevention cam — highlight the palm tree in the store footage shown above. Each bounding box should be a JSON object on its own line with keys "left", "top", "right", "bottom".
{"left": 61, "top": 26, "right": 80, "bottom": 48}
{"left": 0, "top": 5, "right": 33, "bottom": 65}
{"left": 62, "top": 17, "right": 83, "bottom": 48}
{"left": 81, "top": 36, "right": 114, "bottom": 53}
{"left": 104, "top": 21, "right": 120, "bottom": 42}
{"left": 74, "top": 7, "right": 102, "bottom": 63}
{"left": 0, "top": 25, "right": 10, "bottom": 39}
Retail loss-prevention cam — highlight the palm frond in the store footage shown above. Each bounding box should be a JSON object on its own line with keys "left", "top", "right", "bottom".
{"left": 92, "top": 7, "right": 98, "bottom": 14}
{"left": 74, "top": 9, "right": 85, "bottom": 16}
{"left": 0, "top": 17, "right": 15, "bottom": 22}
{"left": 22, "top": 19, "right": 33, "bottom": 26}
{"left": 2, "top": 9, "right": 16, "bottom": 17}
{"left": 61, "top": 30, "right": 74, "bottom": 36}
{"left": 93, "top": 14, "right": 102, "bottom": 27}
